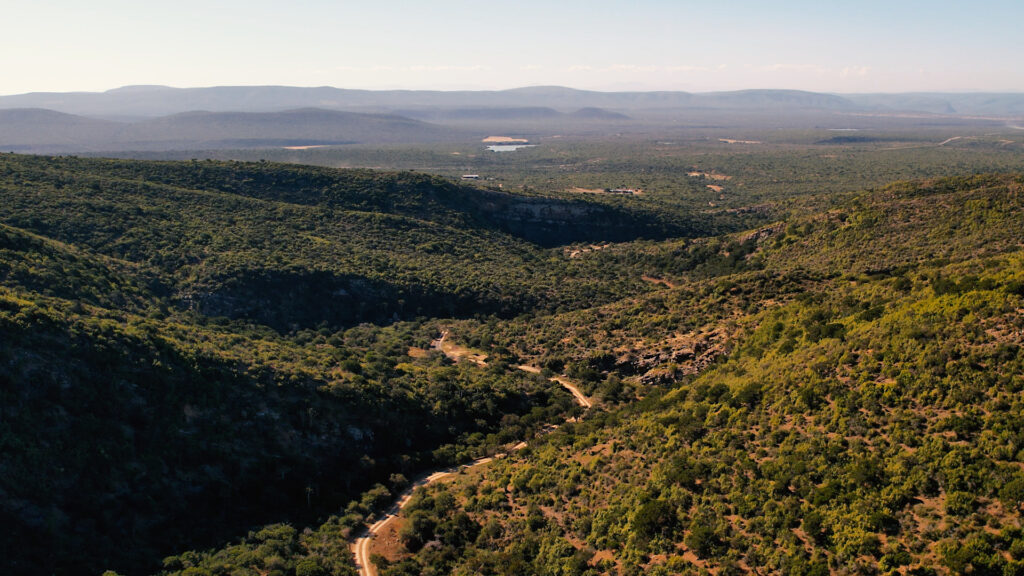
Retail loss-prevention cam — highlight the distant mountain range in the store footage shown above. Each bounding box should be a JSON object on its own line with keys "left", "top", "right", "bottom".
{"left": 4, "top": 85, "right": 1024, "bottom": 118}
{"left": 1, "top": 85, "right": 1022, "bottom": 153}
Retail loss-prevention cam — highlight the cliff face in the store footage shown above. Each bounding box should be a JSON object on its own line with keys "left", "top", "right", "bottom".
{"left": 471, "top": 192, "right": 673, "bottom": 246}
{"left": 182, "top": 269, "right": 512, "bottom": 330}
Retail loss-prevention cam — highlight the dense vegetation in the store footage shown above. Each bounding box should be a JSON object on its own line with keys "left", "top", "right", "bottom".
{"left": 0, "top": 154, "right": 740, "bottom": 330}
{"left": 1, "top": 147, "right": 1021, "bottom": 576}
{"left": 365, "top": 175, "right": 1024, "bottom": 575}
{"left": 0, "top": 154, "right": 661, "bottom": 574}
{"left": 0, "top": 225, "right": 575, "bottom": 574}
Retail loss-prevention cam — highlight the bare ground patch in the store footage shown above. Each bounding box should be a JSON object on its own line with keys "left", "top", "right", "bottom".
{"left": 567, "top": 243, "right": 613, "bottom": 258}
{"left": 482, "top": 136, "right": 529, "bottom": 143}
{"left": 432, "top": 330, "right": 488, "bottom": 366}
{"left": 641, "top": 275, "right": 677, "bottom": 288}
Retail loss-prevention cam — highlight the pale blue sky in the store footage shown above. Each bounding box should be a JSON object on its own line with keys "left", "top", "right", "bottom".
{"left": 2, "top": 0, "right": 1021, "bottom": 95}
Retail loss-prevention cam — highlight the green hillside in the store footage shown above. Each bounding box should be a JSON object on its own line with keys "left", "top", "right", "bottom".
{"left": 0, "top": 153, "right": 681, "bottom": 574}
{"left": 317, "top": 175, "right": 1024, "bottom": 576}
{"left": 385, "top": 252, "right": 1023, "bottom": 575}
{"left": 1, "top": 152, "right": 1022, "bottom": 576}
{"left": 0, "top": 154, "right": 729, "bottom": 331}
{"left": 0, "top": 223, "right": 577, "bottom": 574}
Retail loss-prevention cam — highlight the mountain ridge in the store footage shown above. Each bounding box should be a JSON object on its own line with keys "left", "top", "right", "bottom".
{"left": 4, "top": 85, "right": 1022, "bottom": 118}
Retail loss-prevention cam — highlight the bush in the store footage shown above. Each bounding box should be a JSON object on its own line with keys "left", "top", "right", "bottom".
{"left": 945, "top": 491, "right": 978, "bottom": 516}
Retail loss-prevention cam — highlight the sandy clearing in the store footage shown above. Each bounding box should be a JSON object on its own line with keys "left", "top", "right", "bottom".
{"left": 406, "top": 347, "right": 429, "bottom": 359}
{"left": 641, "top": 275, "right": 676, "bottom": 289}
{"left": 431, "top": 330, "right": 488, "bottom": 366}
{"left": 482, "top": 136, "right": 529, "bottom": 143}
{"left": 687, "top": 170, "right": 732, "bottom": 181}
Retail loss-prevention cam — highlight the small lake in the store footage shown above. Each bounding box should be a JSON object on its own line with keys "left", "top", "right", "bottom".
{"left": 486, "top": 144, "right": 536, "bottom": 152}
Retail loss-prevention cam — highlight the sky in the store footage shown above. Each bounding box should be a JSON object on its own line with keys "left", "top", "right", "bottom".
{"left": 2, "top": 0, "right": 1023, "bottom": 96}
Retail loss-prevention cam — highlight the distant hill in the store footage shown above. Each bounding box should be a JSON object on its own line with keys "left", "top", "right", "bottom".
{"left": 699, "top": 89, "right": 855, "bottom": 110}
{"left": 397, "top": 106, "right": 629, "bottom": 123}
{"left": 126, "top": 108, "right": 459, "bottom": 148}
{"left": 570, "top": 107, "right": 631, "bottom": 120}
{"left": 0, "top": 108, "right": 125, "bottom": 150}
{"left": 396, "top": 106, "right": 563, "bottom": 122}
{"left": 843, "top": 92, "right": 1024, "bottom": 116}
{"left": 0, "top": 107, "right": 462, "bottom": 153}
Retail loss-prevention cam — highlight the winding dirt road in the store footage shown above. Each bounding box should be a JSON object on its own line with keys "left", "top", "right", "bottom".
{"left": 549, "top": 375, "right": 593, "bottom": 409}
{"left": 515, "top": 365, "right": 593, "bottom": 408}
{"left": 350, "top": 451, "right": 513, "bottom": 576}
{"left": 350, "top": 442, "right": 532, "bottom": 576}
{"left": 351, "top": 337, "right": 593, "bottom": 576}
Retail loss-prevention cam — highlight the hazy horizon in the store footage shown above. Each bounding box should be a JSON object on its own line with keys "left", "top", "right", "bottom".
{"left": 3, "top": 0, "right": 1023, "bottom": 97}
{"left": 6, "top": 83, "right": 1024, "bottom": 99}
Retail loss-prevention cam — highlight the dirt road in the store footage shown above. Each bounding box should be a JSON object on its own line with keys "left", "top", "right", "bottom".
{"left": 549, "top": 375, "right": 593, "bottom": 408}
{"left": 515, "top": 365, "right": 593, "bottom": 408}
{"left": 351, "top": 460, "right": 487, "bottom": 576}
{"left": 350, "top": 444, "right": 529, "bottom": 576}
{"left": 351, "top": 350, "right": 592, "bottom": 576}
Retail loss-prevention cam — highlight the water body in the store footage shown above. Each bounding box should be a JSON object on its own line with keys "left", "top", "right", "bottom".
{"left": 487, "top": 144, "right": 536, "bottom": 152}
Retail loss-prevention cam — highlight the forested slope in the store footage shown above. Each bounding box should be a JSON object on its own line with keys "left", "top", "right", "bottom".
{"left": 2, "top": 153, "right": 687, "bottom": 574}
{"left": 346, "top": 175, "right": 1024, "bottom": 576}
{"left": 0, "top": 224, "right": 573, "bottom": 574}
{"left": 0, "top": 155, "right": 731, "bottom": 330}
{"left": 2, "top": 154, "right": 1021, "bottom": 576}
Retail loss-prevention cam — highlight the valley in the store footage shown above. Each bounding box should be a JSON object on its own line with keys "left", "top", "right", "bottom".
{"left": 5, "top": 0, "right": 1024, "bottom": 571}
{"left": 0, "top": 87, "right": 1023, "bottom": 576}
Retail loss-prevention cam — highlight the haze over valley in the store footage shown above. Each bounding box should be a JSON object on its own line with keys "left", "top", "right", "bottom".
{"left": 3, "top": 85, "right": 1024, "bottom": 153}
